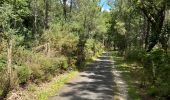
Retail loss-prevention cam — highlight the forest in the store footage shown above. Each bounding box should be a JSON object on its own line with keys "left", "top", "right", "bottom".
{"left": 0, "top": 0, "right": 170, "bottom": 100}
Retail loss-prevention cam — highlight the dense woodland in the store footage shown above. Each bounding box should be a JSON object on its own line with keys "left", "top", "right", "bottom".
{"left": 108, "top": 0, "right": 170, "bottom": 99}
{"left": 0, "top": 0, "right": 170, "bottom": 100}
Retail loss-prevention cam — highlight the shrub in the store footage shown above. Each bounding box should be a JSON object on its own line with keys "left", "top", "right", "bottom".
{"left": 13, "top": 47, "right": 71, "bottom": 83}
{"left": 125, "top": 49, "right": 146, "bottom": 63}
{"left": 16, "top": 65, "right": 31, "bottom": 84}
{"left": 59, "top": 58, "right": 68, "bottom": 70}
{"left": 125, "top": 48, "right": 170, "bottom": 98}
{"left": 27, "top": 83, "right": 36, "bottom": 92}
{"left": 29, "top": 64, "right": 44, "bottom": 83}
{"left": 144, "top": 49, "right": 170, "bottom": 98}
{"left": 85, "top": 39, "right": 104, "bottom": 60}
{"left": 0, "top": 54, "right": 6, "bottom": 71}
{"left": 0, "top": 69, "right": 18, "bottom": 98}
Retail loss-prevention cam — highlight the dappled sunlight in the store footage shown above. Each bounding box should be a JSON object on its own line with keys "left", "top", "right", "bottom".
{"left": 48, "top": 52, "right": 115, "bottom": 100}
{"left": 112, "top": 65, "right": 128, "bottom": 100}
{"left": 1, "top": 0, "right": 169, "bottom": 99}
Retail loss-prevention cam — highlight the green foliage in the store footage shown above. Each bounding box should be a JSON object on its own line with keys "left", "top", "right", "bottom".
{"left": 0, "top": 69, "right": 18, "bottom": 97}
{"left": 108, "top": 1, "right": 169, "bottom": 98}
{"left": 85, "top": 39, "right": 95, "bottom": 59}
{"left": 125, "top": 49, "right": 146, "bottom": 63}
{"left": 14, "top": 47, "right": 70, "bottom": 83}
{"left": 59, "top": 59, "right": 68, "bottom": 70}
{"left": 16, "top": 65, "right": 31, "bottom": 84}
{"left": 85, "top": 39, "right": 103, "bottom": 60}
{"left": 0, "top": 54, "right": 6, "bottom": 71}
{"left": 0, "top": 0, "right": 108, "bottom": 99}
{"left": 27, "top": 84, "right": 36, "bottom": 92}
{"left": 125, "top": 49, "right": 170, "bottom": 98}
{"left": 144, "top": 50, "right": 170, "bottom": 96}
{"left": 112, "top": 51, "right": 141, "bottom": 100}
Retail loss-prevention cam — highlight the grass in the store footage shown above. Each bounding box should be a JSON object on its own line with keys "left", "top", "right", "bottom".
{"left": 37, "top": 71, "right": 78, "bottom": 100}
{"left": 36, "top": 53, "right": 100, "bottom": 100}
{"left": 111, "top": 51, "right": 141, "bottom": 100}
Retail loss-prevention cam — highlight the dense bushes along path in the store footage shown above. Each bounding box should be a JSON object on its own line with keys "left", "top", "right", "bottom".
{"left": 48, "top": 52, "right": 128, "bottom": 100}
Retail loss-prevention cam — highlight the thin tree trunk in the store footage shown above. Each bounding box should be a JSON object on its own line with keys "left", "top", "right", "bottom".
{"left": 47, "top": 42, "right": 51, "bottom": 57}
{"left": 63, "top": 0, "right": 67, "bottom": 20}
{"left": 33, "top": 0, "right": 37, "bottom": 34}
{"left": 145, "top": 20, "right": 150, "bottom": 49}
{"left": 44, "top": 0, "right": 49, "bottom": 29}
{"left": 0, "top": 40, "right": 13, "bottom": 100}
{"left": 141, "top": 14, "right": 146, "bottom": 48}
{"left": 7, "top": 40, "right": 12, "bottom": 84}
{"left": 70, "top": 0, "right": 73, "bottom": 13}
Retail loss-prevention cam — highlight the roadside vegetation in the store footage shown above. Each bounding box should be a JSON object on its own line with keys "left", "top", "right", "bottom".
{"left": 37, "top": 71, "right": 78, "bottom": 100}
{"left": 0, "top": 0, "right": 106, "bottom": 99}
{"left": 0, "top": 0, "right": 169, "bottom": 100}
{"left": 111, "top": 50, "right": 170, "bottom": 100}
{"left": 108, "top": 0, "right": 170, "bottom": 99}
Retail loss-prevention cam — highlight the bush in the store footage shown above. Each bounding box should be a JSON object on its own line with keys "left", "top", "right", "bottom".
{"left": 29, "top": 64, "right": 44, "bottom": 83}
{"left": 16, "top": 65, "right": 31, "bottom": 84}
{"left": 59, "top": 58, "right": 68, "bottom": 70}
{"left": 126, "top": 49, "right": 170, "bottom": 98}
{"left": 125, "top": 49, "right": 146, "bottom": 63}
{"left": 0, "top": 69, "right": 18, "bottom": 98}
{"left": 27, "top": 84, "right": 36, "bottom": 92}
{"left": 85, "top": 39, "right": 103, "bottom": 60}
{"left": 85, "top": 39, "right": 95, "bottom": 60}
{"left": 13, "top": 47, "right": 71, "bottom": 83}
{"left": 0, "top": 54, "right": 6, "bottom": 71}
{"left": 143, "top": 49, "right": 170, "bottom": 98}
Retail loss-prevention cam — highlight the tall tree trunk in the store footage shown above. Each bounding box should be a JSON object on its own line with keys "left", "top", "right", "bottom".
{"left": 140, "top": 0, "right": 166, "bottom": 51}
{"left": 147, "top": 11, "right": 165, "bottom": 52}
{"left": 63, "top": 0, "right": 67, "bottom": 20}
{"left": 141, "top": 14, "right": 150, "bottom": 49}
{"left": 145, "top": 19, "right": 150, "bottom": 49}
{"left": 141, "top": 14, "right": 146, "bottom": 48}
{"left": 70, "top": 0, "right": 73, "bottom": 13}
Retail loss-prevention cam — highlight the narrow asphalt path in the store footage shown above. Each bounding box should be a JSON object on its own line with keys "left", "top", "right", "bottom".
{"left": 48, "top": 52, "right": 127, "bottom": 100}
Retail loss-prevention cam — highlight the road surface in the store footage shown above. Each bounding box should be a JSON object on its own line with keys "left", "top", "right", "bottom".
{"left": 48, "top": 52, "right": 127, "bottom": 100}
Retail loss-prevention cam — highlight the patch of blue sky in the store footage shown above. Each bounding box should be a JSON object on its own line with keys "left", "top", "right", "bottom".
{"left": 98, "top": 0, "right": 111, "bottom": 12}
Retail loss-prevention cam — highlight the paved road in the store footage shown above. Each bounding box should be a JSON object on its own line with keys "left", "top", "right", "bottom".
{"left": 48, "top": 52, "right": 127, "bottom": 100}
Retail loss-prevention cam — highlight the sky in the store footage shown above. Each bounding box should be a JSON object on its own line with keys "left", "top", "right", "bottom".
{"left": 99, "top": 0, "right": 111, "bottom": 12}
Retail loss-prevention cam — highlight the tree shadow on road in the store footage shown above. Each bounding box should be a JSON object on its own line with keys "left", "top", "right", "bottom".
{"left": 49, "top": 52, "right": 130, "bottom": 100}
{"left": 57, "top": 52, "right": 115, "bottom": 100}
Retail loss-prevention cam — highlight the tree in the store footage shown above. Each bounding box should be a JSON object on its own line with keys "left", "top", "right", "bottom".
{"left": 136, "top": 0, "right": 167, "bottom": 51}
{"left": 0, "top": 0, "right": 109, "bottom": 99}
{"left": 0, "top": 3, "right": 16, "bottom": 99}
